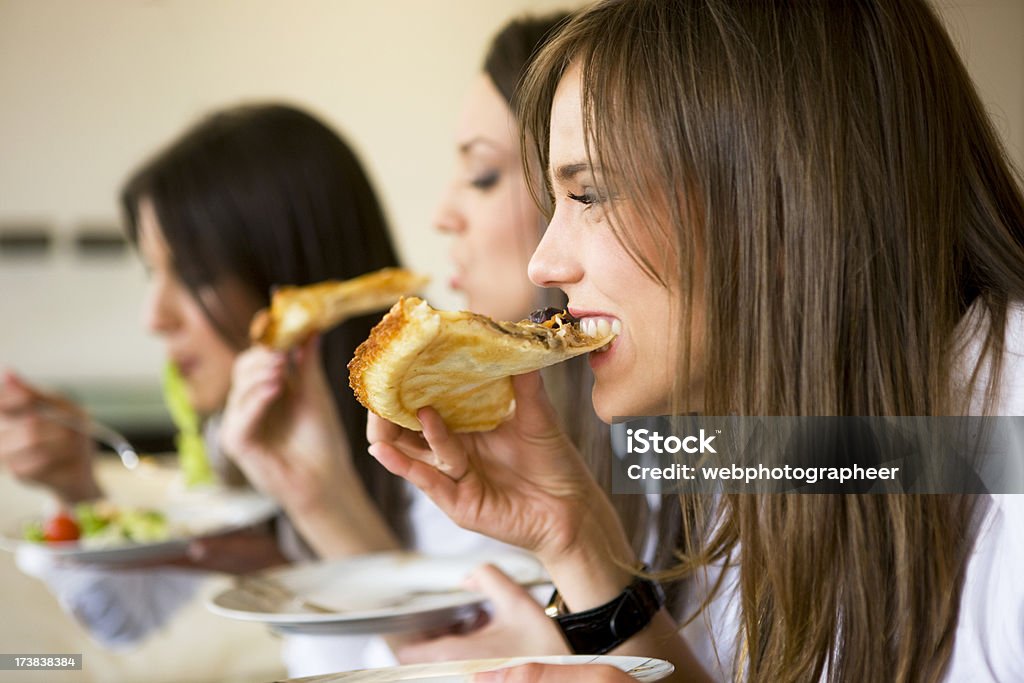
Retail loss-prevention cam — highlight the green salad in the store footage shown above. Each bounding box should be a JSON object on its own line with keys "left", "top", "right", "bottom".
{"left": 24, "top": 501, "right": 170, "bottom": 545}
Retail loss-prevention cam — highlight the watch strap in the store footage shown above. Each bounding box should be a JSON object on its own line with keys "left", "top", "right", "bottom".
{"left": 550, "top": 574, "right": 665, "bottom": 655}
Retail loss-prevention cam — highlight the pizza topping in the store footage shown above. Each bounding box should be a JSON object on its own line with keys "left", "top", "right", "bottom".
{"left": 527, "top": 307, "right": 582, "bottom": 333}
{"left": 528, "top": 307, "right": 578, "bottom": 326}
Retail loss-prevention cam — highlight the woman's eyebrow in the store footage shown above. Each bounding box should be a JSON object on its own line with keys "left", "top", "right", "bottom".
{"left": 550, "top": 162, "right": 591, "bottom": 184}
{"left": 458, "top": 137, "right": 501, "bottom": 154}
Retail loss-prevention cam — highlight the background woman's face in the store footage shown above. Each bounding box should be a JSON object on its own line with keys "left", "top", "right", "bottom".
{"left": 137, "top": 199, "right": 238, "bottom": 416}
{"left": 434, "top": 73, "right": 540, "bottom": 322}
{"left": 529, "top": 64, "right": 702, "bottom": 421}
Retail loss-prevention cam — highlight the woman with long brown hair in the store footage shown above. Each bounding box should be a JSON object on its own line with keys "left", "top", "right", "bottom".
{"left": 368, "top": 1, "right": 1024, "bottom": 681}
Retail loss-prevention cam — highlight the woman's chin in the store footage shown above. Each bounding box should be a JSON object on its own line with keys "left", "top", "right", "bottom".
{"left": 593, "top": 384, "right": 673, "bottom": 423}
{"left": 184, "top": 385, "right": 220, "bottom": 419}
{"left": 591, "top": 386, "right": 635, "bottom": 424}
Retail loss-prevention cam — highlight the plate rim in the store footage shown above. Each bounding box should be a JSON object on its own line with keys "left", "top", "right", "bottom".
{"left": 206, "top": 550, "right": 547, "bottom": 627}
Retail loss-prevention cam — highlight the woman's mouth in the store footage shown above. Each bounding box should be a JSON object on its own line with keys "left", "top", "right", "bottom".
{"left": 577, "top": 315, "right": 621, "bottom": 356}
{"left": 174, "top": 357, "right": 199, "bottom": 378}
{"left": 578, "top": 316, "right": 621, "bottom": 339}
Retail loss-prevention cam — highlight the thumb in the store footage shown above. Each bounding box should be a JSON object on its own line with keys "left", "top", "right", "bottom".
{"left": 510, "top": 372, "right": 560, "bottom": 433}
{"left": 1, "top": 369, "right": 69, "bottom": 412}
{"left": 294, "top": 334, "right": 325, "bottom": 385}
{"left": 2, "top": 369, "right": 39, "bottom": 399}
{"left": 464, "top": 563, "right": 538, "bottom": 616}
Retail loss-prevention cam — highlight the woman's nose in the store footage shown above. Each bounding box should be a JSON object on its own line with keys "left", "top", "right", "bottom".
{"left": 141, "top": 275, "right": 180, "bottom": 336}
{"left": 528, "top": 211, "right": 582, "bottom": 289}
{"left": 433, "top": 184, "right": 466, "bottom": 235}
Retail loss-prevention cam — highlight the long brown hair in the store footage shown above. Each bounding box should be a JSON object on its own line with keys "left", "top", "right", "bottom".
{"left": 519, "top": 1, "right": 1024, "bottom": 681}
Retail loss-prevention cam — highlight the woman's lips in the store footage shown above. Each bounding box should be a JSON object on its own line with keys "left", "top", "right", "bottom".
{"left": 174, "top": 357, "right": 199, "bottom": 378}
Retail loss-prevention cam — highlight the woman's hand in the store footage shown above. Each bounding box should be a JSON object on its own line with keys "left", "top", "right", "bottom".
{"left": 370, "top": 372, "right": 711, "bottom": 683}
{"left": 220, "top": 337, "right": 397, "bottom": 557}
{"left": 368, "top": 372, "right": 636, "bottom": 610}
{"left": 0, "top": 370, "right": 101, "bottom": 504}
{"left": 474, "top": 665, "right": 632, "bottom": 683}
{"left": 396, "top": 563, "right": 568, "bottom": 664}
{"left": 368, "top": 372, "right": 620, "bottom": 562}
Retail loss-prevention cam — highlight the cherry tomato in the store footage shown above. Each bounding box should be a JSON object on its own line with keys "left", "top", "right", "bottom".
{"left": 43, "top": 513, "right": 80, "bottom": 542}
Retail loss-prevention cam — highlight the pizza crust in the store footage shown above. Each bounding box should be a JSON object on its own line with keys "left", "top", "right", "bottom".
{"left": 250, "top": 268, "right": 429, "bottom": 350}
{"left": 348, "top": 297, "right": 615, "bottom": 432}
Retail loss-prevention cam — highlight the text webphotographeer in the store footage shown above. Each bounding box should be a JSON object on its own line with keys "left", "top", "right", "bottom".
{"left": 627, "top": 462, "right": 900, "bottom": 485}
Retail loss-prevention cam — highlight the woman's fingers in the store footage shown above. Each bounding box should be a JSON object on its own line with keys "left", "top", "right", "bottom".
{"left": 418, "top": 407, "right": 469, "bottom": 480}
{"left": 464, "top": 564, "right": 539, "bottom": 616}
{"left": 221, "top": 350, "right": 290, "bottom": 461}
{"left": 509, "top": 372, "right": 562, "bottom": 435}
{"left": 474, "top": 664, "right": 630, "bottom": 683}
{"left": 366, "top": 412, "right": 402, "bottom": 443}
{"left": 368, "top": 442, "right": 459, "bottom": 512}
{"left": 367, "top": 414, "right": 442, "bottom": 463}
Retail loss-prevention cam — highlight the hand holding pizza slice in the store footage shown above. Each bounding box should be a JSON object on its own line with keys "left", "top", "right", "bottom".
{"left": 348, "top": 297, "right": 616, "bottom": 432}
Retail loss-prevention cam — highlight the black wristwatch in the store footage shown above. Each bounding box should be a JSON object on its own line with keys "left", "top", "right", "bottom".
{"left": 545, "top": 571, "right": 665, "bottom": 655}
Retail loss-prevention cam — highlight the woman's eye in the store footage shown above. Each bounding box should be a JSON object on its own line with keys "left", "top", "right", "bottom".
{"left": 567, "top": 190, "right": 600, "bottom": 206}
{"left": 470, "top": 171, "right": 500, "bottom": 190}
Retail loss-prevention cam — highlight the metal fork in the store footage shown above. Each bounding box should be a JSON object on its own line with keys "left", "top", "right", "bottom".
{"left": 35, "top": 405, "right": 140, "bottom": 470}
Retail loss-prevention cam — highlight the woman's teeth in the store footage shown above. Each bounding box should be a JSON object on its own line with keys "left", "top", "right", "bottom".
{"left": 580, "top": 316, "right": 621, "bottom": 338}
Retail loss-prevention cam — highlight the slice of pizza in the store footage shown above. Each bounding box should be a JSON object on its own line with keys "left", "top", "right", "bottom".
{"left": 250, "top": 268, "right": 429, "bottom": 350}
{"left": 348, "top": 298, "right": 616, "bottom": 432}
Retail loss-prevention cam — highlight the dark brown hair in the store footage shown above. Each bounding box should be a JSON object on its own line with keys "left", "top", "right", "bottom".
{"left": 520, "top": 1, "right": 1024, "bottom": 680}
{"left": 484, "top": 13, "right": 571, "bottom": 109}
{"left": 122, "top": 103, "right": 410, "bottom": 545}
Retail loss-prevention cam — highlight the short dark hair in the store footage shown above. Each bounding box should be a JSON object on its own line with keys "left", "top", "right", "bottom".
{"left": 121, "top": 103, "right": 409, "bottom": 544}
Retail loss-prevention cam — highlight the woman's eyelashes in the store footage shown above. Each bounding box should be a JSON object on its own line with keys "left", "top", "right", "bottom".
{"left": 469, "top": 170, "right": 500, "bottom": 191}
{"left": 566, "top": 187, "right": 604, "bottom": 207}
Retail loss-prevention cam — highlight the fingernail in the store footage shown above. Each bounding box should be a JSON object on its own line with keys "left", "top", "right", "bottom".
{"left": 367, "top": 444, "right": 381, "bottom": 460}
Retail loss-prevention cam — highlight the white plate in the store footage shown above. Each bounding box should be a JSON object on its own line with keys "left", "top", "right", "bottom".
{"left": 0, "top": 486, "right": 278, "bottom": 564}
{"left": 279, "top": 656, "right": 674, "bottom": 682}
{"left": 207, "top": 551, "right": 549, "bottom": 636}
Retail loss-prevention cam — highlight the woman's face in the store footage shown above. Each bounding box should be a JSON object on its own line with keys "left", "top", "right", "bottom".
{"left": 435, "top": 73, "right": 541, "bottom": 322}
{"left": 529, "top": 64, "right": 704, "bottom": 422}
{"left": 137, "top": 199, "right": 238, "bottom": 416}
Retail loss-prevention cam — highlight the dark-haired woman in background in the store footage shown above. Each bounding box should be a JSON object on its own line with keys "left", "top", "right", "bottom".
{"left": 1, "top": 103, "right": 503, "bottom": 676}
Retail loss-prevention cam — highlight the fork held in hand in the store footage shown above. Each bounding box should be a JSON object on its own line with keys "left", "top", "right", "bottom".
{"left": 35, "top": 405, "right": 140, "bottom": 470}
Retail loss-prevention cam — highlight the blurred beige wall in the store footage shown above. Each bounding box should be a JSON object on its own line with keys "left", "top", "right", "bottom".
{"left": 0, "top": 0, "right": 1021, "bottom": 387}
{"left": 0, "top": 0, "right": 582, "bottom": 385}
